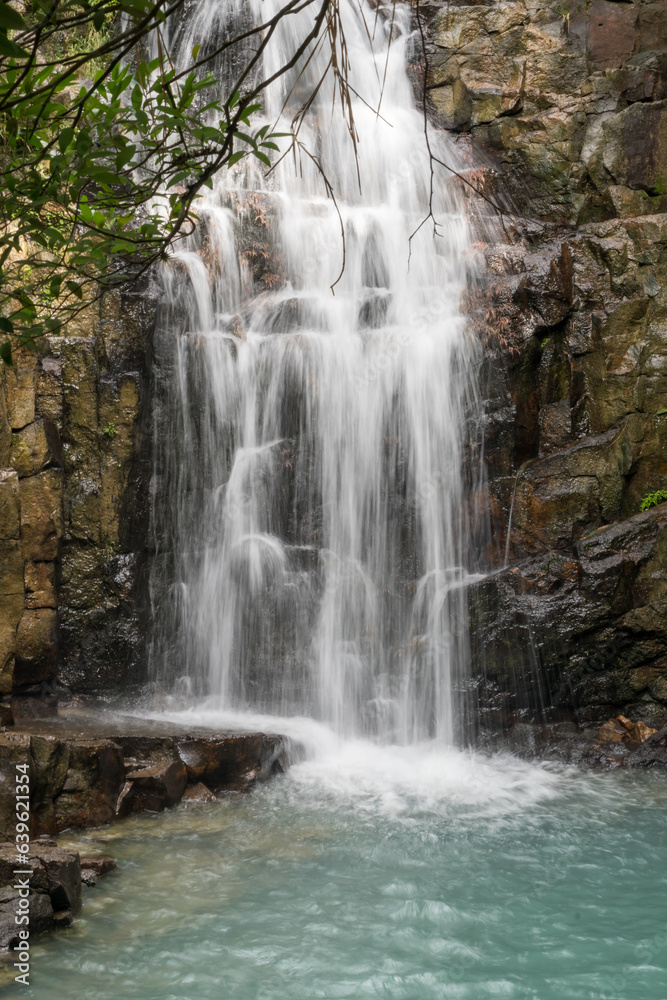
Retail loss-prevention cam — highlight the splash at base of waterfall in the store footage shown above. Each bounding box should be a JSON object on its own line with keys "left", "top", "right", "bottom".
{"left": 31, "top": 733, "right": 667, "bottom": 1000}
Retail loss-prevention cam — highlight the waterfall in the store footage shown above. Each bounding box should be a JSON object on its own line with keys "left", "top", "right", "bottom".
{"left": 149, "top": 0, "right": 479, "bottom": 744}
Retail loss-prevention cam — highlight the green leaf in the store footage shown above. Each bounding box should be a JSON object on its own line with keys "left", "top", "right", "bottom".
{"left": 192, "top": 44, "right": 200, "bottom": 60}
{"left": 227, "top": 151, "right": 244, "bottom": 166}
{"left": 58, "top": 127, "right": 74, "bottom": 152}
{"left": 0, "top": 31, "right": 27, "bottom": 56}
{"left": 116, "top": 145, "right": 136, "bottom": 169}
{"left": 657, "top": 408, "right": 667, "bottom": 416}
{"left": 253, "top": 151, "right": 272, "bottom": 167}
{"left": 0, "top": 316, "right": 13, "bottom": 334}
{"left": 0, "top": 340, "right": 12, "bottom": 367}
{"left": 0, "top": 4, "right": 26, "bottom": 30}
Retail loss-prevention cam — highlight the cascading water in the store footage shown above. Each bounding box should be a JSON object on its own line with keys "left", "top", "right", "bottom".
{"left": 149, "top": 0, "right": 480, "bottom": 743}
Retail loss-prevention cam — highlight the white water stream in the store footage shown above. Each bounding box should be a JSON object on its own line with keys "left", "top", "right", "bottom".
{"left": 150, "top": 0, "right": 480, "bottom": 744}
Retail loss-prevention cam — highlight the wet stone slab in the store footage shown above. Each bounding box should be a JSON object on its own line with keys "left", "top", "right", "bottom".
{"left": 0, "top": 708, "right": 295, "bottom": 837}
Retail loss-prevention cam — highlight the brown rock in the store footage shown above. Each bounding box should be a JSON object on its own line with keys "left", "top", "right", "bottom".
{"left": 24, "top": 562, "right": 57, "bottom": 610}
{"left": 430, "top": 79, "right": 473, "bottom": 131}
{"left": 11, "top": 694, "right": 58, "bottom": 720}
{"left": 0, "top": 890, "right": 54, "bottom": 947}
{"left": 53, "top": 739, "right": 125, "bottom": 832}
{"left": 0, "top": 705, "right": 13, "bottom": 728}
{"left": 632, "top": 721, "right": 658, "bottom": 744}
{"left": 4, "top": 368, "right": 35, "bottom": 430}
{"left": 13, "top": 608, "right": 58, "bottom": 687}
{"left": 35, "top": 357, "right": 63, "bottom": 426}
{"left": 0, "top": 630, "right": 15, "bottom": 696}
{"left": 19, "top": 469, "right": 63, "bottom": 561}
{"left": 176, "top": 733, "right": 288, "bottom": 791}
{"left": 0, "top": 892, "right": 21, "bottom": 950}
{"left": 53, "top": 909, "right": 73, "bottom": 928}
{"left": 598, "top": 719, "right": 626, "bottom": 743}
{"left": 0, "top": 387, "right": 10, "bottom": 467}
{"left": 0, "top": 540, "right": 24, "bottom": 602}
{"left": 35, "top": 846, "right": 82, "bottom": 915}
{"left": 512, "top": 244, "right": 573, "bottom": 331}
{"left": 539, "top": 400, "right": 572, "bottom": 457}
{"left": 27, "top": 891, "right": 55, "bottom": 936}
{"left": 0, "top": 848, "right": 48, "bottom": 894}
{"left": 181, "top": 782, "right": 218, "bottom": 804}
{"left": 31, "top": 736, "right": 70, "bottom": 832}
{"left": 602, "top": 101, "right": 667, "bottom": 198}
{"left": 587, "top": 0, "right": 638, "bottom": 70}
{"left": 638, "top": 3, "right": 667, "bottom": 53}
{"left": 115, "top": 779, "right": 134, "bottom": 817}
{"left": 78, "top": 855, "right": 116, "bottom": 878}
{"left": 125, "top": 759, "right": 188, "bottom": 812}
{"left": 10, "top": 420, "right": 61, "bottom": 478}
{"left": 597, "top": 715, "right": 658, "bottom": 745}
{"left": 0, "top": 843, "right": 76, "bottom": 933}
{"left": 0, "top": 469, "right": 20, "bottom": 540}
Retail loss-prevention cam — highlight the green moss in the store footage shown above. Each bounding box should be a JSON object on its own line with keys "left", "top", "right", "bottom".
{"left": 640, "top": 490, "right": 667, "bottom": 512}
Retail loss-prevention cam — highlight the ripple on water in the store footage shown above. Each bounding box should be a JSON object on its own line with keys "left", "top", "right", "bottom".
{"left": 29, "top": 739, "right": 667, "bottom": 1000}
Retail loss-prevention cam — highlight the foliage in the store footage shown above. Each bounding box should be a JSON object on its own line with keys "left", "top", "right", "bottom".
{"left": 0, "top": 0, "right": 341, "bottom": 364}
{"left": 639, "top": 490, "right": 667, "bottom": 512}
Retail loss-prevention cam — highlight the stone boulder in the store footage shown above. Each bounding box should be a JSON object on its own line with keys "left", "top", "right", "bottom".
{"left": 53, "top": 739, "right": 125, "bottom": 831}
{"left": 175, "top": 733, "right": 289, "bottom": 791}
{"left": 602, "top": 101, "right": 667, "bottom": 197}
{"left": 181, "top": 782, "right": 218, "bottom": 804}
{"left": 0, "top": 841, "right": 82, "bottom": 948}
{"left": 79, "top": 855, "right": 117, "bottom": 885}
{"left": 124, "top": 759, "right": 187, "bottom": 813}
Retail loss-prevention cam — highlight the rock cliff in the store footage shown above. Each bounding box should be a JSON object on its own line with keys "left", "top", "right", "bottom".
{"left": 0, "top": 282, "right": 155, "bottom": 717}
{"left": 421, "top": 0, "right": 667, "bottom": 729}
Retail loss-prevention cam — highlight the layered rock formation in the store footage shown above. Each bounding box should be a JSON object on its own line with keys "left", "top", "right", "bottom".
{"left": 0, "top": 718, "right": 290, "bottom": 835}
{"left": 421, "top": 0, "right": 667, "bottom": 729}
{"left": 0, "top": 282, "right": 154, "bottom": 716}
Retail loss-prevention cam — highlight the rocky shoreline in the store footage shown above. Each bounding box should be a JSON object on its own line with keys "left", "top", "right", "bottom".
{"left": 0, "top": 709, "right": 294, "bottom": 837}
{"left": 0, "top": 838, "right": 116, "bottom": 985}
{"left": 0, "top": 709, "right": 298, "bottom": 983}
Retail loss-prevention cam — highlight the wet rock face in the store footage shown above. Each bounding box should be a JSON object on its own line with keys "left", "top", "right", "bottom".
{"left": 0, "top": 278, "right": 156, "bottom": 711}
{"left": 470, "top": 507, "right": 667, "bottom": 728}
{"left": 425, "top": 0, "right": 667, "bottom": 222}
{"left": 0, "top": 725, "right": 292, "bottom": 836}
{"left": 427, "top": 0, "right": 667, "bottom": 729}
{"left": 470, "top": 216, "right": 667, "bottom": 728}
{"left": 0, "top": 842, "right": 82, "bottom": 951}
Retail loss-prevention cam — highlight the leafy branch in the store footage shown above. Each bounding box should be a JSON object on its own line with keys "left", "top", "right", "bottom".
{"left": 0, "top": 0, "right": 355, "bottom": 363}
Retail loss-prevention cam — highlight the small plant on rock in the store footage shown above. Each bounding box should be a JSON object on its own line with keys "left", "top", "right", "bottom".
{"left": 640, "top": 490, "right": 667, "bottom": 512}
